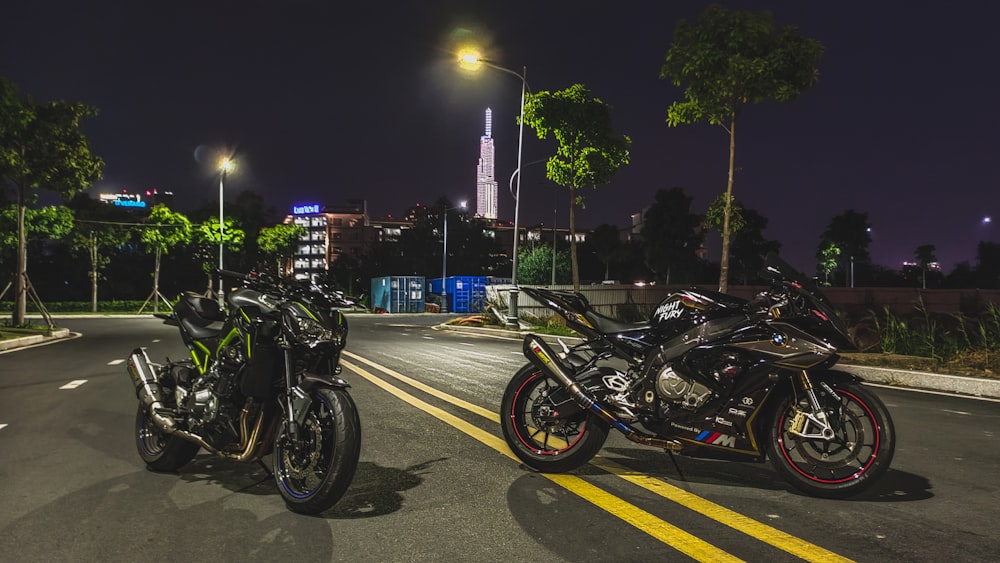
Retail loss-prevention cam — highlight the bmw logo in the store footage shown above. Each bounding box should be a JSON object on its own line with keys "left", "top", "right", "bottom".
{"left": 771, "top": 332, "right": 787, "bottom": 347}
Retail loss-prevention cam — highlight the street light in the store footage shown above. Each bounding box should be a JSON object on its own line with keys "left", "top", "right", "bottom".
{"left": 459, "top": 52, "right": 527, "bottom": 326}
{"left": 442, "top": 201, "right": 466, "bottom": 313}
{"left": 218, "top": 157, "right": 234, "bottom": 302}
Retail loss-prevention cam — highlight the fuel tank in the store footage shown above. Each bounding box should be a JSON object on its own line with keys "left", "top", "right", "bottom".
{"left": 649, "top": 288, "right": 748, "bottom": 339}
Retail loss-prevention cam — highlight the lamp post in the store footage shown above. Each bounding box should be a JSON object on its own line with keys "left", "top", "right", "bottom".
{"left": 218, "top": 157, "right": 234, "bottom": 302}
{"left": 441, "top": 201, "right": 466, "bottom": 313}
{"left": 459, "top": 53, "right": 527, "bottom": 327}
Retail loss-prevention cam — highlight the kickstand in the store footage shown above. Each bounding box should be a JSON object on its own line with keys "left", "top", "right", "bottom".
{"left": 256, "top": 459, "right": 274, "bottom": 479}
{"left": 665, "top": 449, "right": 686, "bottom": 481}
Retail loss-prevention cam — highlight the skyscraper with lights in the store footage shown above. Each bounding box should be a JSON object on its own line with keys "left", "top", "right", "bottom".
{"left": 476, "top": 108, "right": 498, "bottom": 219}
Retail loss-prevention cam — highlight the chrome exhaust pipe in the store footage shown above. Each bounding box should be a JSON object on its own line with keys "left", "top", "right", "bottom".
{"left": 522, "top": 336, "right": 682, "bottom": 452}
{"left": 127, "top": 348, "right": 177, "bottom": 433}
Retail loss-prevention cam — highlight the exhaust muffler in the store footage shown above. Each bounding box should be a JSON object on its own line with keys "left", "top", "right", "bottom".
{"left": 126, "top": 348, "right": 177, "bottom": 433}
{"left": 522, "top": 335, "right": 681, "bottom": 452}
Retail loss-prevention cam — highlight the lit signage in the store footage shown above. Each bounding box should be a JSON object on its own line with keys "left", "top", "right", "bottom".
{"left": 99, "top": 192, "right": 147, "bottom": 208}
{"left": 293, "top": 204, "right": 321, "bottom": 215}
{"left": 114, "top": 199, "right": 147, "bottom": 208}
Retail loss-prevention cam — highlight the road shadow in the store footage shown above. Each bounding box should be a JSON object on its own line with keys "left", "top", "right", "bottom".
{"left": 173, "top": 455, "right": 447, "bottom": 518}
{"left": 0, "top": 469, "right": 334, "bottom": 561}
{"left": 504, "top": 472, "right": 671, "bottom": 562}
{"left": 602, "top": 446, "right": 933, "bottom": 502}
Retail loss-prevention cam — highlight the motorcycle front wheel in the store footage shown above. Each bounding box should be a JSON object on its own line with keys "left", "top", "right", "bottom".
{"left": 273, "top": 386, "right": 361, "bottom": 515}
{"left": 765, "top": 379, "right": 895, "bottom": 499}
{"left": 135, "top": 406, "right": 199, "bottom": 472}
{"left": 500, "top": 364, "right": 609, "bottom": 473}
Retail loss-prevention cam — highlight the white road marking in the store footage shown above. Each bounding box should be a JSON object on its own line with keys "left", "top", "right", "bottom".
{"left": 422, "top": 336, "right": 435, "bottom": 340}
{"left": 152, "top": 339, "right": 161, "bottom": 343}
{"left": 0, "top": 424, "right": 7, "bottom": 431}
{"left": 108, "top": 359, "right": 125, "bottom": 366}
{"left": 460, "top": 343, "right": 475, "bottom": 346}
{"left": 59, "top": 380, "right": 88, "bottom": 390}
{"left": 942, "top": 409, "right": 972, "bottom": 416}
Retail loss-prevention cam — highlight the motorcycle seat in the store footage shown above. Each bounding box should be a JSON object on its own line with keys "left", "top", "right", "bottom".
{"left": 587, "top": 311, "right": 650, "bottom": 335}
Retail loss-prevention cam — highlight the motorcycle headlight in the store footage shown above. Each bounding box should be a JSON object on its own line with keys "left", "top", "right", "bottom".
{"left": 282, "top": 302, "right": 342, "bottom": 348}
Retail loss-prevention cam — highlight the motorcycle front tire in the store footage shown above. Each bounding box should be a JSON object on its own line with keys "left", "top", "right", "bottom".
{"left": 273, "top": 386, "right": 361, "bottom": 515}
{"left": 765, "top": 379, "right": 895, "bottom": 499}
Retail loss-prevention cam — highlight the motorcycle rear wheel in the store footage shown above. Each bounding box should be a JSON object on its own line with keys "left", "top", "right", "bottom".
{"left": 501, "top": 364, "right": 609, "bottom": 473}
{"left": 135, "top": 406, "right": 200, "bottom": 472}
{"left": 765, "top": 379, "right": 895, "bottom": 499}
{"left": 273, "top": 387, "right": 361, "bottom": 515}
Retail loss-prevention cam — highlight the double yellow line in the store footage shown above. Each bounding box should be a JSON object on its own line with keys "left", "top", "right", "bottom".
{"left": 342, "top": 351, "right": 851, "bottom": 563}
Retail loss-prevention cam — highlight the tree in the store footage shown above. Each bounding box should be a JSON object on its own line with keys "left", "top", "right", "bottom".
{"left": 660, "top": 5, "right": 822, "bottom": 293}
{"left": 0, "top": 205, "right": 74, "bottom": 324}
{"left": 914, "top": 244, "right": 937, "bottom": 289}
{"left": 640, "top": 188, "right": 703, "bottom": 284}
{"left": 817, "top": 241, "right": 841, "bottom": 286}
{"left": 819, "top": 210, "right": 872, "bottom": 286}
{"left": 0, "top": 78, "right": 104, "bottom": 325}
{"left": 582, "top": 223, "right": 622, "bottom": 281}
{"left": 974, "top": 241, "right": 1000, "bottom": 289}
{"left": 258, "top": 223, "right": 306, "bottom": 277}
{"left": 725, "top": 205, "right": 781, "bottom": 284}
{"left": 518, "top": 245, "right": 571, "bottom": 285}
{"left": 67, "top": 195, "right": 135, "bottom": 312}
{"left": 522, "top": 83, "right": 631, "bottom": 290}
{"left": 139, "top": 205, "right": 192, "bottom": 313}
{"left": 207, "top": 190, "right": 280, "bottom": 272}
{"left": 193, "top": 218, "right": 245, "bottom": 295}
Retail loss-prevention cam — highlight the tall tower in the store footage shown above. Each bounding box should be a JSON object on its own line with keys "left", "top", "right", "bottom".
{"left": 476, "top": 108, "right": 498, "bottom": 219}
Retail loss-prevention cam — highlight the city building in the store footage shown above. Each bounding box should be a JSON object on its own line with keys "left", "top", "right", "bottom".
{"left": 475, "top": 108, "right": 498, "bottom": 220}
{"left": 283, "top": 198, "right": 605, "bottom": 282}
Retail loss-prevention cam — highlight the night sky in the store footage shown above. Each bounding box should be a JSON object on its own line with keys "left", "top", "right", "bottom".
{"left": 3, "top": 1, "right": 997, "bottom": 274}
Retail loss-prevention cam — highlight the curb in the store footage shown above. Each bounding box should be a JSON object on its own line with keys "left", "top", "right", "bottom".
{"left": 0, "top": 328, "right": 73, "bottom": 352}
{"left": 438, "top": 324, "right": 1000, "bottom": 400}
{"left": 837, "top": 364, "right": 1000, "bottom": 399}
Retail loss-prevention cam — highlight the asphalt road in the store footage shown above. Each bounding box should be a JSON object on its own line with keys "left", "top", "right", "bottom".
{"left": 1, "top": 316, "right": 998, "bottom": 562}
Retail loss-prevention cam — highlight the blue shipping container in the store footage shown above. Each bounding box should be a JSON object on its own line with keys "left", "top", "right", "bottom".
{"left": 371, "top": 276, "right": 426, "bottom": 313}
{"left": 427, "top": 276, "right": 487, "bottom": 313}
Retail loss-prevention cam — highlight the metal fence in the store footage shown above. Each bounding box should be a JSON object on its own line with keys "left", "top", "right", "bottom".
{"left": 487, "top": 284, "right": 1000, "bottom": 322}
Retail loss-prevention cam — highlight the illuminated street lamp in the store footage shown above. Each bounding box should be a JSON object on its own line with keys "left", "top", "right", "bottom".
{"left": 459, "top": 51, "right": 527, "bottom": 326}
{"left": 441, "top": 201, "right": 467, "bottom": 313}
{"left": 218, "top": 157, "right": 234, "bottom": 302}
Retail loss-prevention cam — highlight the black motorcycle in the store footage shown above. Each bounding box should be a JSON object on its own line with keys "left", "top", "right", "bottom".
{"left": 126, "top": 269, "right": 361, "bottom": 514}
{"left": 500, "top": 253, "right": 894, "bottom": 499}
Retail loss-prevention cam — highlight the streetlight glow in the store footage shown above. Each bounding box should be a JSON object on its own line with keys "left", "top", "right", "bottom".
{"left": 459, "top": 51, "right": 481, "bottom": 66}
{"left": 218, "top": 156, "right": 235, "bottom": 303}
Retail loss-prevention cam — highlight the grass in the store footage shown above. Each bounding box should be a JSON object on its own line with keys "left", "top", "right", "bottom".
{"left": 0, "top": 324, "right": 57, "bottom": 341}
{"left": 859, "top": 299, "right": 1000, "bottom": 379}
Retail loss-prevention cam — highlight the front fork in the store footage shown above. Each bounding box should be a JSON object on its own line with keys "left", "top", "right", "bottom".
{"left": 786, "top": 370, "right": 838, "bottom": 440}
{"left": 281, "top": 348, "right": 352, "bottom": 443}
{"left": 283, "top": 348, "right": 305, "bottom": 441}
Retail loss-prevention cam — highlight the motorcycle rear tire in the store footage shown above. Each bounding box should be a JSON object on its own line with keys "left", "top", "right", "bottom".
{"left": 500, "top": 364, "right": 609, "bottom": 473}
{"left": 135, "top": 406, "right": 200, "bottom": 472}
{"left": 273, "top": 387, "right": 361, "bottom": 515}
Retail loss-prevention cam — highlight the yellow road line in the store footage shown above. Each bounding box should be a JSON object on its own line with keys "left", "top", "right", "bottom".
{"left": 588, "top": 457, "right": 852, "bottom": 563}
{"left": 342, "top": 358, "right": 740, "bottom": 562}
{"left": 344, "top": 351, "right": 499, "bottom": 423}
